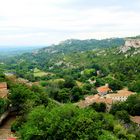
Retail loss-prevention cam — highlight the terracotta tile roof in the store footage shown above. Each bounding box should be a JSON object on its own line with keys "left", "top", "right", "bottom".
{"left": 76, "top": 94, "right": 113, "bottom": 108}
{"left": 97, "top": 86, "right": 111, "bottom": 93}
{"left": 75, "top": 94, "right": 99, "bottom": 108}
{"left": 130, "top": 116, "right": 140, "bottom": 124}
{"left": 95, "top": 97, "right": 113, "bottom": 104}
{"left": 106, "top": 89, "right": 135, "bottom": 98}
{"left": 0, "top": 82, "right": 7, "bottom": 89}
{"left": 75, "top": 100, "right": 89, "bottom": 108}
{"left": 85, "top": 94, "right": 100, "bottom": 100}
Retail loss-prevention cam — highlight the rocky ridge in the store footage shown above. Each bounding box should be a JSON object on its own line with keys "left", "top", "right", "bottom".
{"left": 120, "top": 38, "right": 140, "bottom": 53}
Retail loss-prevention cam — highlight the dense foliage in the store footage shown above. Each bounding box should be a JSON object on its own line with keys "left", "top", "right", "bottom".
{"left": 1, "top": 38, "right": 139, "bottom": 92}
{"left": 19, "top": 104, "right": 135, "bottom": 140}
{"left": 110, "top": 94, "right": 140, "bottom": 116}
{"left": 8, "top": 82, "right": 49, "bottom": 113}
{"left": 0, "top": 37, "right": 140, "bottom": 139}
{"left": 0, "top": 98, "right": 9, "bottom": 115}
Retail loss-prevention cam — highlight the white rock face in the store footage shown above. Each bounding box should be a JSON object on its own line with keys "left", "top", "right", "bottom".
{"left": 125, "top": 39, "right": 140, "bottom": 48}
{"left": 120, "top": 39, "right": 140, "bottom": 53}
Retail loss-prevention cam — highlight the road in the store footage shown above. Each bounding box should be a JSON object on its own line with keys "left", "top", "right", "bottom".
{"left": 0, "top": 115, "right": 16, "bottom": 140}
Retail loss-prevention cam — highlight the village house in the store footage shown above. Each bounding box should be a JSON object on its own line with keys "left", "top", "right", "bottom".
{"left": 85, "top": 94, "right": 112, "bottom": 110}
{"left": 130, "top": 116, "right": 140, "bottom": 127}
{"left": 105, "top": 89, "right": 135, "bottom": 102}
{"left": 76, "top": 94, "right": 113, "bottom": 110}
{"left": 76, "top": 94, "right": 100, "bottom": 108}
{"left": 76, "top": 88, "right": 135, "bottom": 111}
{"left": 97, "top": 84, "right": 112, "bottom": 96}
{"left": 0, "top": 82, "right": 8, "bottom": 98}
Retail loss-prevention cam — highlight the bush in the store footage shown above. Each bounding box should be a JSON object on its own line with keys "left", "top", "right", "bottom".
{"left": 115, "top": 110, "right": 130, "bottom": 123}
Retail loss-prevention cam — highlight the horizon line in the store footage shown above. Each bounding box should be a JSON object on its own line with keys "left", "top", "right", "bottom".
{"left": 0, "top": 34, "right": 139, "bottom": 48}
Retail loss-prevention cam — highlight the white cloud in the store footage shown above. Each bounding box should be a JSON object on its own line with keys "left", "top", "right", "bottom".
{"left": 0, "top": 0, "right": 139, "bottom": 46}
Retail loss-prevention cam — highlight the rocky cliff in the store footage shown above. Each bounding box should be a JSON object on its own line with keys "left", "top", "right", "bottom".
{"left": 120, "top": 39, "right": 140, "bottom": 53}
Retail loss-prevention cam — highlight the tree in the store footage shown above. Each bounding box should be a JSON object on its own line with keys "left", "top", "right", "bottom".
{"left": 108, "top": 79, "right": 123, "bottom": 91}
{"left": 9, "top": 83, "right": 44, "bottom": 113}
{"left": 64, "top": 76, "right": 76, "bottom": 88}
{"left": 126, "top": 94, "right": 140, "bottom": 116}
{"left": 57, "top": 88, "right": 71, "bottom": 103}
{"left": 83, "top": 68, "right": 96, "bottom": 78}
{"left": 0, "top": 72, "right": 5, "bottom": 82}
{"left": 98, "top": 131, "right": 118, "bottom": 140}
{"left": 129, "top": 80, "right": 140, "bottom": 93}
{"left": 115, "top": 110, "right": 130, "bottom": 123}
{"left": 90, "top": 102, "right": 106, "bottom": 112}
{"left": 71, "top": 86, "right": 82, "bottom": 102}
{"left": 40, "top": 81, "right": 47, "bottom": 87}
{"left": 0, "top": 98, "right": 8, "bottom": 114}
{"left": 82, "top": 83, "right": 93, "bottom": 95}
{"left": 19, "top": 104, "right": 133, "bottom": 140}
{"left": 110, "top": 102, "right": 126, "bottom": 115}
{"left": 31, "top": 85, "right": 44, "bottom": 93}
{"left": 95, "top": 78, "right": 105, "bottom": 87}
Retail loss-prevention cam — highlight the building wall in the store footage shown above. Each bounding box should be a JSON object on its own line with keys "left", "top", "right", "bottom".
{"left": 108, "top": 96, "right": 128, "bottom": 102}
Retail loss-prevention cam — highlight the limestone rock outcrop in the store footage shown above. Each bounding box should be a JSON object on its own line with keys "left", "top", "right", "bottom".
{"left": 120, "top": 39, "right": 140, "bottom": 53}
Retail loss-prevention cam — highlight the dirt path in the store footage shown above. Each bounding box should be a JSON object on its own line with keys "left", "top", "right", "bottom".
{"left": 0, "top": 115, "right": 16, "bottom": 140}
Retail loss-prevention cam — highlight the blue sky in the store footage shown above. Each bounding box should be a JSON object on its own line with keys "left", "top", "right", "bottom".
{"left": 0, "top": 0, "right": 140, "bottom": 47}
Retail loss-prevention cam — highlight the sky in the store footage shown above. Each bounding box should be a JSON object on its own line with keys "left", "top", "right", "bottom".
{"left": 0, "top": 0, "right": 140, "bottom": 47}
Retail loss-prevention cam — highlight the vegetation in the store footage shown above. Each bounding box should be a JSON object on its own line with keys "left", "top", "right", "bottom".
{"left": 19, "top": 104, "right": 135, "bottom": 140}
{"left": 33, "top": 68, "right": 47, "bottom": 77}
{"left": 8, "top": 82, "right": 49, "bottom": 113}
{"left": 2, "top": 38, "right": 139, "bottom": 94}
{"left": 0, "top": 98, "right": 9, "bottom": 115}
{"left": 110, "top": 94, "right": 140, "bottom": 116}
{"left": 0, "top": 37, "right": 140, "bottom": 139}
{"left": 90, "top": 102, "right": 106, "bottom": 112}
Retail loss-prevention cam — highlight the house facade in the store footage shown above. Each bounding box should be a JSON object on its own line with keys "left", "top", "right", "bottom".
{"left": 105, "top": 89, "right": 135, "bottom": 102}
{"left": 0, "top": 82, "right": 8, "bottom": 98}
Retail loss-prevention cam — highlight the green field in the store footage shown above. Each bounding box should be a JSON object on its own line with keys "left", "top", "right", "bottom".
{"left": 48, "top": 78, "right": 65, "bottom": 84}
{"left": 33, "top": 68, "right": 50, "bottom": 77}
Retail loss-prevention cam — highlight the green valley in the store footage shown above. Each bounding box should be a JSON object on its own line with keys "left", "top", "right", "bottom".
{"left": 0, "top": 36, "right": 140, "bottom": 139}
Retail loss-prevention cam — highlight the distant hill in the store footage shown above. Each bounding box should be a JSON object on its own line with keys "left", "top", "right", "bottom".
{"left": 126, "top": 35, "right": 140, "bottom": 39}
{"left": 1, "top": 35, "right": 140, "bottom": 94}
{"left": 0, "top": 46, "right": 44, "bottom": 58}
{"left": 38, "top": 38, "right": 124, "bottom": 55}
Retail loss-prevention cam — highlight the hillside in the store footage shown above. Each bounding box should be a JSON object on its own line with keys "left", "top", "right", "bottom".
{"left": 0, "top": 36, "right": 140, "bottom": 139}
{"left": 1, "top": 36, "right": 140, "bottom": 93}
{"left": 38, "top": 38, "right": 124, "bottom": 54}
{"left": 1, "top": 37, "right": 125, "bottom": 79}
{"left": 120, "top": 38, "right": 140, "bottom": 53}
